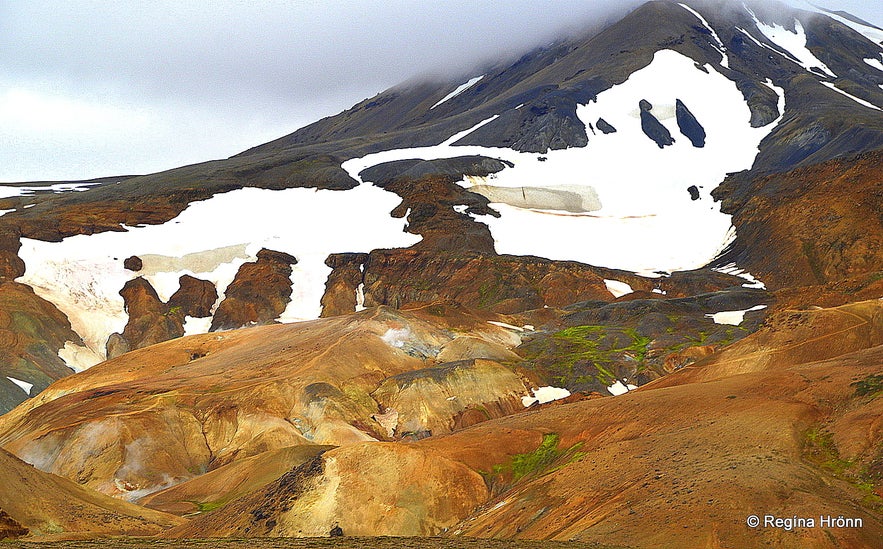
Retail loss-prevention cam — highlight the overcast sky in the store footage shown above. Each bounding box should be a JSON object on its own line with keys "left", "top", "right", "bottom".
{"left": 1, "top": 0, "right": 881, "bottom": 183}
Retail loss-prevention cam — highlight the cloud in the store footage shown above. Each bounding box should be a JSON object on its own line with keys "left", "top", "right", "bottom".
{"left": 0, "top": 1, "right": 880, "bottom": 181}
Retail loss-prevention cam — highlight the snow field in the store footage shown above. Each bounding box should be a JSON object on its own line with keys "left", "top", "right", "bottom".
{"left": 347, "top": 49, "right": 783, "bottom": 276}
{"left": 521, "top": 386, "right": 571, "bottom": 407}
{"left": 18, "top": 185, "right": 419, "bottom": 369}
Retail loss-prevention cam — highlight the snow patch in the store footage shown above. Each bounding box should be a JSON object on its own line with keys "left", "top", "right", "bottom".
{"left": 707, "top": 304, "right": 767, "bottom": 325}
{"left": 6, "top": 376, "right": 33, "bottom": 395}
{"left": 431, "top": 75, "right": 484, "bottom": 109}
{"left": 820, "top": 81, "right": 881, "bottom": 111}
{"left": 713, "top": 262, "right": 767, "bottom": 290}
{"left": 604, "top": 279, "right": 634, "bottom": 298}
{"left": 748, "top": 10, "right": 836, "bottom": 77}
{"left": 453, "top": 204, "right": 469, "bottom": 214}
{"left": 487, "top": 320, "right": 525, "bottom": 332}
{"left": 678, "top": 3, "right": 729, "bottom": 68}
{"left": 522, "top": 386, "right": 571, "bottom": 407}
{"left": 865, "top": 57, "right": 883, "bottom": 72}
{"left": 182, "top": 316, "right": 213, "bottom": 337}
{"left": 355, "top": 283, "right": 366, "bottom": 312}
{"left": 607, "top": 380, "right": 637, "bottom": 396}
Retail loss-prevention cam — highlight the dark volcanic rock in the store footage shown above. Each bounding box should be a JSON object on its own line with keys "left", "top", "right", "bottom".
{"left": 675, "top": 99, "right": 706, "bottom": 147}
{"left": 596, "top": 118, "right": 617, "bottom": 134}
{"left": 321, "top": 253, "right": 369, "bottom": 317}
{"left": 640, "top": 107, "right": 675, "bottom": 148}
{"left": 359, "top": 156, "right": 508, "bottom": 187}
{"left": 455, "top": 94, "right": 588, "bottom": 153}
{"left": 168, "top": 275, "right": 218, "bottom": 318}
{"left": 123, "top": 255, "right": 143, "bottom": 272}
{"left": 210, "top": 249, "right": 298, "bottom": 331}
{"left": 687, "top": 185, "right": 700, "bottom": 200}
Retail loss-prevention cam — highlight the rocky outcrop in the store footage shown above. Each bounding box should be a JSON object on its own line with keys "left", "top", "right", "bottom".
{"left": 0, "top": 282, "right": 82, "bottom": 413}
{"left": 713, "top": 149, "right": 883, "bottom": 289}
{"left": 323, "top": 248, "right": 748, "bottom": 317}
{"left": 107, "top": 274, "right": 218, "bottom": 359}
{"left": 210, "top": 248, "right": 297, "bottom": 331}
{"left": 168, "top": 275, "right": 218, "bottom": 318}
{"left": 108, "top": 277, "right": 184, "bottom": 359}
{"left": 320, "top": 253, "right": 368, "bottom": 317}
{"left": 675, "top": 99, "right": 705, "bottom": 147}
{"left": 0, "top": 228, "right": 24, "bottom": 281}
{"left": 639, "top": 99, "right": 675, "bottom": 148}
{"left": 123, "top": 255, "right": 143, "bottom": 272}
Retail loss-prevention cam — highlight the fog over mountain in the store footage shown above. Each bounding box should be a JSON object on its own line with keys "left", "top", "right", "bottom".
{"left": 1, "top": 0, "right": 881, "bottom": 182}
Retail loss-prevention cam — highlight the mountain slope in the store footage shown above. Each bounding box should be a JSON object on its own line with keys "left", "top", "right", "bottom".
{"left": 0, "top": 447, "right": 183, "bottom": 540}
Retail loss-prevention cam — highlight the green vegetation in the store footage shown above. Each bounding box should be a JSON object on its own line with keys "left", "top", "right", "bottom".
{"left": 851, "top": 374, "right": 883, "bottom": 398}
{"left": 803, "top": 427, "right": 882, "bottom": 511}
{"left": 481, "top": 433, "right": 586, "bottom": 492}
{"left": 521, "top": 325, "right": 651, "bottom": 389}
{"left": 194, "top": 500, "right": 224, "bottom": 513}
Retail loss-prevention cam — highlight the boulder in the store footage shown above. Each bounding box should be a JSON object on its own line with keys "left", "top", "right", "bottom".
{"left": 596, "top": 117, "right": 617, "bottom": 134}
{"left": 123, "top": 255, "right": 143, "bottom": 272}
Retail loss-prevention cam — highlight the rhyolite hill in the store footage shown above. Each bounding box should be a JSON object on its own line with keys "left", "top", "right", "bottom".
{"left": 0, "top": 0, "right": 881, "bottom": 547}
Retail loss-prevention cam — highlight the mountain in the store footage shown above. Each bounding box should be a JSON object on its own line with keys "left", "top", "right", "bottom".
{"left": 0, "top": 0, "right": 882, "bottom": 545}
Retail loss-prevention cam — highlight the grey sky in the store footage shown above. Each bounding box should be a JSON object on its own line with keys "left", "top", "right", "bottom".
{"left": 1, "top": 0, "right": 881, "bottom": 182}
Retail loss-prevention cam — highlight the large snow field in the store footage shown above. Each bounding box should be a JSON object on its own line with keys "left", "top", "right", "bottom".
{"left": 18, "top": 185, "right": 419, "bottom": 370}
{"left": 345, "top": 49, "right": 783, "bottom": 276}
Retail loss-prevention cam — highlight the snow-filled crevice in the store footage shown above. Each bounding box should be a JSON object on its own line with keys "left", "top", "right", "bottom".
{"left": 431, "top": 75, "right": 484, "bottom": 109}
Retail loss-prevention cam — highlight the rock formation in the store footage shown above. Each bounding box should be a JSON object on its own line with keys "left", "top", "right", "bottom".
{"left": 210, "top": 248, "right": 297, "bottom": 331}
